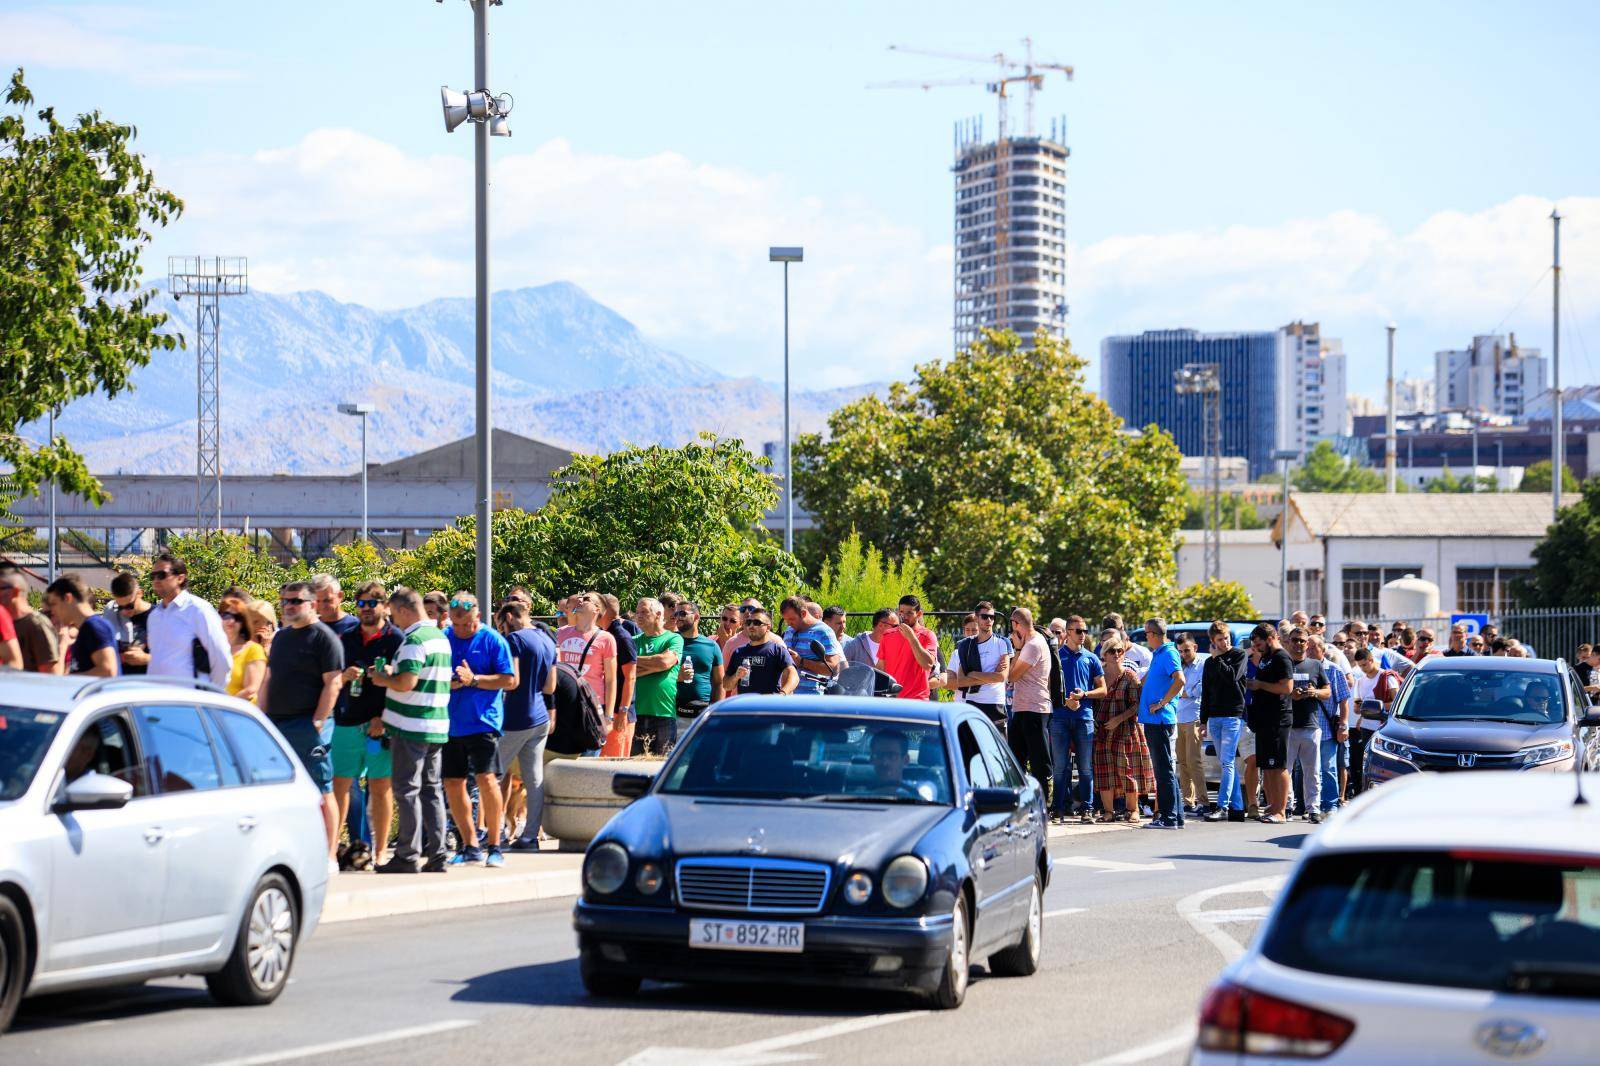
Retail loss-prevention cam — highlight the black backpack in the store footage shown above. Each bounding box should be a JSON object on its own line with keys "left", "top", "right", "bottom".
{"left": 1037, "top": 627, "right": 1067, "bottom": 709}
{"left": 557, "top": 633, "right": 609, "bottom": 751}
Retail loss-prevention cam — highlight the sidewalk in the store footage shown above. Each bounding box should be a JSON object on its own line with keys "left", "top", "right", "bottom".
{"left": 321, "top": 819, "right": 1132, "bottom": 925}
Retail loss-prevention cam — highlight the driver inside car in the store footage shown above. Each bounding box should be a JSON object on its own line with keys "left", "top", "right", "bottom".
{"left": 866, "top": 730, "right": 910, "bottom": 793}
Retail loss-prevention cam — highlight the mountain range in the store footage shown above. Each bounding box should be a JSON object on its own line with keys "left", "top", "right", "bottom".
{"left": 42, "top": 282, "right": 879, "bottom": 474}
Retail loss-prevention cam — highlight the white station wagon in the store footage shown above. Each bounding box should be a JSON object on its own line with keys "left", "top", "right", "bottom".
{"left": 0, "top": 674, "right": 330, "bottom": 1034}
{"left": 1193, "top": 769, "right": 1600, "bottom": 1064}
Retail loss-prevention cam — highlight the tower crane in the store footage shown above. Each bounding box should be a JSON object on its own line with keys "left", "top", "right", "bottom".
{"left": 872, "top": 37, "right": 1073, "bottom": 142}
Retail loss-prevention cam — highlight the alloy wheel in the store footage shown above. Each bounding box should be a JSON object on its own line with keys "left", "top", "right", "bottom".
{"left": 950, "top": 899, "right": 969, "bottom": 999}
{"left": 1026, "top": 882, "right": 1042, "bottom": 967}
{"left": 246, "top": 886, "right": 294, "bottom": 991}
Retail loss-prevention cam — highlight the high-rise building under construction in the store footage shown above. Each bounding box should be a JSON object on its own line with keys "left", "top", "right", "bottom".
{"left": 952, "top": 118, "right": 1069, "bottom": 349}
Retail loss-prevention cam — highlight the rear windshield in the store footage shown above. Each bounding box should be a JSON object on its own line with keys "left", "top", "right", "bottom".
{"left": 1262, "top": 849, "right": 1600, "bottom": 998}
{"left": 1395, "top": 669, "right": 1563, "bottom": 724}
{"left": 0, "top": 708, "right": 67, "bottom": 800}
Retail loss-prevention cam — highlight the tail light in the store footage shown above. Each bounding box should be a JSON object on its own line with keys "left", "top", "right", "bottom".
{"left": 1198, "top": 980, "right": 1355, "bottom": 1058}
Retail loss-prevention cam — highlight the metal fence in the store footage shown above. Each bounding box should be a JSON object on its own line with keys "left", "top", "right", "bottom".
{"left": 1355, "top": 607, "right": 1600, "bottom": 661}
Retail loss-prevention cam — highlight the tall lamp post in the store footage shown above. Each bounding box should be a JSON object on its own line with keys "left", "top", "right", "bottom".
{"left": 338, "top": 403, "right": 375, "bottom": 542}
{"left": 1272, "top": 448, "right": 1300, "bottom": 619}
{"left": 440, "top": 0, "right": 514, "bottom": 608}
{"left": 769, "top": 246, "right": 803, "bottom": 553}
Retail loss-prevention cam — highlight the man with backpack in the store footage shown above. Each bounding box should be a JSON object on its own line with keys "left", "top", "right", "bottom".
{"left": 946, "top": 601, "right": 1011, "bottom": 730}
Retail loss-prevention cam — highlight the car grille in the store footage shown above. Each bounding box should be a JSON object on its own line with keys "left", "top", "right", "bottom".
{"left": 676, "top": 858, "right": 831, "bottom": 914}
{"left": 1410, "top": 748, "right": 1521, "bottom": 771}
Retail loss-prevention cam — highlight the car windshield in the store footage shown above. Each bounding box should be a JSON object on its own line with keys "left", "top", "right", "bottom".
{"left": 0, "top": 707, "right": 66, "bottom": 801}
{"left": 658, "top": 713, "right": 952, "bottom": 805}
{"left": 1394, "top": 669, "right": 1564, "bottom": 725}
{"left": 1262, "top": 849, "right": 1600, "bottom": 998}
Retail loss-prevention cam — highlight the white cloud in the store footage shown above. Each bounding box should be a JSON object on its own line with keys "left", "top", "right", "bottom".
{"left": 0, "top": 6, "right": 244, "bottom": 85}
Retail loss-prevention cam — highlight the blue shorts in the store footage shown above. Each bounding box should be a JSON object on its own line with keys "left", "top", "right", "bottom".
{"left": 275, "top": 714, "right": 334, "bottom": 794}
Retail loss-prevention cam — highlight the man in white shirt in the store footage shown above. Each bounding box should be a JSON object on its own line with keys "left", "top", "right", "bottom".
{"left": 947, "top": 601, "right": 1012, "bottom": 728}
{"left": 144, "top": 553, "right": 232, "bottom": 689}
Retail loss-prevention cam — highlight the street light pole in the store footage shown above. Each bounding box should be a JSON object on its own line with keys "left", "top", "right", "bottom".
{"left": 1552, "top": 207, "right": 1563, "bottom": 519}
{"left": 338, "top": 404, "right": 375, "bottom": 542}
{"left": 769, "top": 246, "right": 804, "bottom": 553}
{"left": 472, "top": 0, "right": 492, "bottom": 608}
{"left": 1273, "top": 448, "right": 1299, "bottom": 620}
{"left": 47, "top": 407, "right": 57, "bottom": 581}
{"left": 1385, "top": 323, "right": 1397, "bottom": 493}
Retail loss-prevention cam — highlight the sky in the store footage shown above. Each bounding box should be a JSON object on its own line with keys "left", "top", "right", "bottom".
{"left": 8, "top": 0, "right": 1600, "bottom": 394}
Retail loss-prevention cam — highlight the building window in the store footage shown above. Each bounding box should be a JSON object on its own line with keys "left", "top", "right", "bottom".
{"left": 1287, "top": 569, "right": 1324, "bottom": 615}
{"left": 1456, "top": 567, "right": 1532, "bottom": 615}
{"left": 1341, "top": 566, "right": 1422, "bottom": 619}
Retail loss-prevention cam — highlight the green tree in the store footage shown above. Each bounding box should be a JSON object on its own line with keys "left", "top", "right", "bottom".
{"left": 794, "top": 329, "right": 1187, "bottom": 619}
{"left": 310, "top": 540, "right": 391, "bottom": 605}
{"left": 1, "top": 69, "right": 183, "bottom": 509}
{"left": 1512, "top": 476, "right": 1597, "bottom": 607}
{"left": 390, "top": 435, "right": 803, "bottom": 611}
{"left": 813, "top": 529, "right": 929, "bottom": 631}
{"left": 1290, "top": 441, "right": 1388, "bottom": 493}
{"left": 1422, "top": 468, "right": 1499, "bottom": 493}
{"left": 144, "top": 532, "right": 296, "bottom": 604}
{"left": 1170, "top": 578, "right": 1256, "bottom": 621}
{"left": 1181, "top": 489, "right": 1269, "bottom": 530}
{"left": 1518, "top": 460, "right": 1579, "bottom": 495}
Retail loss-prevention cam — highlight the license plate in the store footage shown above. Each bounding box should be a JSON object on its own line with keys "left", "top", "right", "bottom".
{"left": 688, "top": 918, "right": 804, "bottom": 953}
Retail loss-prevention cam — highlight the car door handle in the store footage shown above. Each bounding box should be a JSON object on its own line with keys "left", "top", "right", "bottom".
{"left": 143, "top": 827, "right": 166, "bottom": 845}
{"left": 237, "top": 816, "right": 258, "bottom": 833}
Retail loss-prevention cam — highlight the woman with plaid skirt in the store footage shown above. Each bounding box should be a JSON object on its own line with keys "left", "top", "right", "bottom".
{"left": 1093, "top": 640, "right": 1155, "bottom": 822}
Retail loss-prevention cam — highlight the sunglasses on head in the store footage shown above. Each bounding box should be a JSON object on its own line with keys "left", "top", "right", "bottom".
{"left": 449, "top": 599, "right": 476, "bottom": 610}
{"left": 280, "top": 596, "right": 310, "bottom": 606}
{"left": 355, "top": 598, "right": 381, "bottom": 608}
{"left": 738, "top": 605, "right": 762, "bottom": 613}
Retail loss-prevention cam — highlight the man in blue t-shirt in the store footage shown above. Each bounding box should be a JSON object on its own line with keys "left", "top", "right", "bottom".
{"left": 1052, "top": 614, "right": 1104, "bottom": 823}
{"left": 46, "top": 575, "right": 120, "bottom": 677}
{"left": 442, "top": 592, "right": 517, "bottom": 867}
{"left": 780, "top": 597, "right": 843, "bottom": 695}
{"left": 1136, "top": 618, "right": 1187, "bottom": 829}
{"left": 494, "top": 600, "right": 557, "bottom": 851}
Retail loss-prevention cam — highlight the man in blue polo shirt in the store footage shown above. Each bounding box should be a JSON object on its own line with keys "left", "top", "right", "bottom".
{"left": 1137, "top": 617, "right": 1187, "bottom": 829}
{"left": 443, "top": 592, "right": 517, "bottom": 867}
{"left": 1053, "top": 614, "right": 1104, "bottom": 825}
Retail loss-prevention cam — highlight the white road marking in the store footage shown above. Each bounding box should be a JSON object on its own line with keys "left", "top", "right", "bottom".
{"left": 1174, "top": 875, "right": 1285, "bottom": 964}
{"left": 619, "top": 1010, "right": 927, "bottom": 1065}
{"left": 1044, "top": 907, "right": 1086, "bottom": 918}
{"left": 203, "top": 1019, "right": 477, "bottom": 1066}
{"left": 1054, "top": 855, "right": 1176, "bottom": 873}
{"left": 1075, "top": 1025, "right": 1197, "bottom": 1066}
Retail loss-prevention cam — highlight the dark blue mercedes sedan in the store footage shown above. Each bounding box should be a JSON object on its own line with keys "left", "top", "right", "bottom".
{"left": 571, "top": 696, "right": 1050, "bottom": 1009}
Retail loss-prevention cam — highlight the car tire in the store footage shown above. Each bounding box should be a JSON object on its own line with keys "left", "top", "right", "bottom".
{"left": 205, "top": 873, "right": 299, "bottom": 1007}
{"left": 927, "top": 894, "right": 970, "bottom": 1010}
{"left": 0, "top": 894, "right": 27, "bottom": 1036}
{"left": 580, "top": 950, "right": 641, "bottom": 998}
{"left": 988, "top": 876, "right": 1042, "bottom": 977}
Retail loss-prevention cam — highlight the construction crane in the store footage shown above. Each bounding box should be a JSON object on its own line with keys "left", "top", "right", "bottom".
{"left": 872, "top": 37, "right": 1073, "bottom": 142}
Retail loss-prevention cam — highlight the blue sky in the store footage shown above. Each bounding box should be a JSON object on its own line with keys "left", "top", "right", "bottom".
{"left": 9, "top": 0, "right": 1600, "bottom": 393}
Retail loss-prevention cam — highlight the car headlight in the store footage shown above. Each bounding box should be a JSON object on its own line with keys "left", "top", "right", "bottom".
{"left": 843, "top": 871, "right": 873, "bottom": 905}
{"left": 584, "top": 842, "right": 629, "bottom": 895}
{"left": 1372, "top": 735, "right": 1417, "bottom": 762}
{"left": 882, "top": 855, "right": 929, "bottom": 908}
{"left": 635, "top": 861, "right": 664, "bottom": 895}
{"left": 1519, "top": 740, "right": 1574, "bottom": 767}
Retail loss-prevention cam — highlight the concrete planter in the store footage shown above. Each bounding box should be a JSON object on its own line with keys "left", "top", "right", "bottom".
{"left": 544, "top": 756, "right": 664, "bottom": 851}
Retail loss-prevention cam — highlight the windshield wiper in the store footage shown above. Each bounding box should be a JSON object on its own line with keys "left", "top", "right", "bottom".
{"left": 805, "top": 792, "right": 930, "bottom": 805}
{"left": 1506, "top": 962, "right": 1600, "bottom": 999}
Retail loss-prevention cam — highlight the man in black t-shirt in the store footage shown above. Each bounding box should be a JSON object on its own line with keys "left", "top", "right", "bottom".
{"left": 1245, "top": 622, "right": 1294, "bottom": 823}
{"left": 722, "top": 611, "right": 799, "bottom": 696}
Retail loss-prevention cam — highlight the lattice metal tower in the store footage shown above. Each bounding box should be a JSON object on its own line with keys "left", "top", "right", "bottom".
{"left": 1175, "top": 362, "right": 1223, "bottom": 582}
{"left": 169, "top": 257, "right": 248, "bottom": 532}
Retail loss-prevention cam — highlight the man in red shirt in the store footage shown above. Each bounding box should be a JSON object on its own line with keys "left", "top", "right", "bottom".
{"left": 877, "top": 595, "right": 939, "bottom": 700}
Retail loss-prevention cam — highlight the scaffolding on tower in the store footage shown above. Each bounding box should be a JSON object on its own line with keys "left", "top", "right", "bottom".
{"left": 168, "top": 256, "right": 248, "bottom": 534}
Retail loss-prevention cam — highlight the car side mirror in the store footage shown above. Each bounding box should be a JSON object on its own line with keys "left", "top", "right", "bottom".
{"left": 1577, "top": 711, "right": 1600, "bottom": 729}
{"left": 611, "top": 773, "right": 653, "bottom": 800}
{"left": 971, "top": 787, "right": 1021, "bottom": 815}
{"left": 1360, "top": 698, "right": 1388, "bottom": 721}
{"left": 54, "top": 771, "right": 134, "bottom": 813}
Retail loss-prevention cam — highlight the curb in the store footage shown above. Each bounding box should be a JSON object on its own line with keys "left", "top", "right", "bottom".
{"left": 321, "top": 865, "right": 581, "bottom": 924}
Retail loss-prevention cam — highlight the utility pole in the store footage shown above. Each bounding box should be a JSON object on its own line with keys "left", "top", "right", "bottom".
{"left": 1385, "top": 322, "right": 1397, "bottom": 493}
{"left": 769, "top": 247, "right": 803, "bottom": 553}
{"left": 1552, "top": 207, "right": 1563, "bottom": 518}
{"left": 1273, "top": 448, "right": 1299, "bottom": 619}
{"left": 47, "top": 407, "right": 57, "bottom": 581}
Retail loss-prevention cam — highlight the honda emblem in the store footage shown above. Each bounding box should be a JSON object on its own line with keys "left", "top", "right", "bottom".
{"left": 1457, "top": 752, "right": 1478, "bottom": 769}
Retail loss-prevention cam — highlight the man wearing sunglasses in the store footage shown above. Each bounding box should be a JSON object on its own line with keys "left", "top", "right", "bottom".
{"left": 100, "top": 571, "right": 149, "bottom": 675}
{"left": 723, "top": 610, "right": 799, "bottom": 696}
{"left": 948, "top": 601, "right": 1011, "bottom": 728}
{"left": 260, "top": 580, "right": 346, "bottom": 861}
{"left": 631, "top": 598, "right": 684, "bottom": 756}
{"left": 877, "top": 595, "right": 939, "bottom": 701}
{"left": 443, "top": 592, "right": 517, "bottom": 867}
{"left": 780, "top": 596, "right": 843, "bottom": 695}
{"left": 720, "top": 598, "right": 765, "bottom": 661}
{"left": 674, "top": 602, "right": 724, "bottom": 722}
{"left": 145, "top": 551, "right": 232, "bottom": 689}
{"left": 1, "top": 569, "right": 61, "bottom": 673}
{"left": 332, "top": 580, "right": 403, "bottom": 869}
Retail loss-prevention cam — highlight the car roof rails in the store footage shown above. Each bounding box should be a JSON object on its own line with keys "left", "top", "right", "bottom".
{"left": 75, "top": 675, "right": 229, "bottom": 701}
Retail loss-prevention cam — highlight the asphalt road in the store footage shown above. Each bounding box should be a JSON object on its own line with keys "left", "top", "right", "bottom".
{"left": 8, "top": 821, "right": 1308, "bottom": 1066}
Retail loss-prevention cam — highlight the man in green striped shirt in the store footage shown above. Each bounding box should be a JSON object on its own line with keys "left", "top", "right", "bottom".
{"left": 371, "top": 587, "right": 453, "bottom": 873}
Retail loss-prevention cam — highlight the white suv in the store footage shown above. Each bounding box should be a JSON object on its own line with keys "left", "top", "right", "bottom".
{"left": 0, "top": 674, "right": 330, "bottom": 1034}
{"left": 1193, "top": 768, "right": 1600, "bottom": 1064}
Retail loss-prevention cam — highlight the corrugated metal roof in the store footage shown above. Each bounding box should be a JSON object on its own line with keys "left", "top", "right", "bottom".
{"left": 1289, "top": 492, "right": 1556, "bottom": 538}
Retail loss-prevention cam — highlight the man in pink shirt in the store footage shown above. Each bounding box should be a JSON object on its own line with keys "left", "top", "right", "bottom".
{"left": 721, "top": 597, "right": 764, "bottom": 660}
{"left": 877, "top": 595, "right": 939, "bottom": 700}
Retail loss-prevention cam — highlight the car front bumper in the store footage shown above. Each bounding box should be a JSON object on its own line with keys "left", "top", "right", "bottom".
{"left": 573, "top": 901, "right": 955, "bottom": 992}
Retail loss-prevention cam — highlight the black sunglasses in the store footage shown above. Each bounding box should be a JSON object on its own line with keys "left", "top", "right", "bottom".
{"left": 280, "top": 596, "right": 310, "bottom": 606}
{"left": 673, "top": 610, "right": 693, "bottom": 619}
{"left": 355, "top": 598, "right": 381, "bottom": 608}
{"left": 976, "top": 612, "right": 996, "bottom": 620}
{"left": 738, "top": 605, "right": 762, "bottom": 614}
{"left": 744, "top": 620, "right": 770, "bottom": 628}
{"left": 150, "top": 570, "right": 173, "bottom": 580}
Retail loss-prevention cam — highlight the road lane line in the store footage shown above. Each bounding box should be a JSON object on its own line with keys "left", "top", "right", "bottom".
{"left": 1054, "top": 856, "right": 1175, "bottom": 873}
{"left": 1044, "top": 907, "right": 1085, "bottom": 918}
{"left": 619, "top": 1010, "right": 926, "bottom": 1064}
{"left": 203, "top": 1019, "right": 476, "bottom": 1066}
{"left": 1174, "top": 875, "right": 1284, "bottom": 964}
{"left": 1075, "top": 1025, "right": 1196, "bottom": 1066}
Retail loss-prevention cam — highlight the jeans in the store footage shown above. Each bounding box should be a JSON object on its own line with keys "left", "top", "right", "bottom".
{"left": 1209, "top": 717, "right": 1245, "bottom": 811}
{"left": 1288, "top": 726, "right": 1323, "bottom": 814}
{"left": 1319, "top": 733, "right": 1344, "bottom": 811}
{"left": 1048, "top": 715, "right": 1094, "bottom": 814}
{"left": 1143, "top": 722, "right": 1181, "bottom": 825}
{"left": 390, "top": 736, "right": 447, "bottom": 865}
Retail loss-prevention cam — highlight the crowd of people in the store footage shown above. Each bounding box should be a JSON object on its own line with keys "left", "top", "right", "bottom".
{"left": 0, "top": 551, "right": 1567, "bottom": 860}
